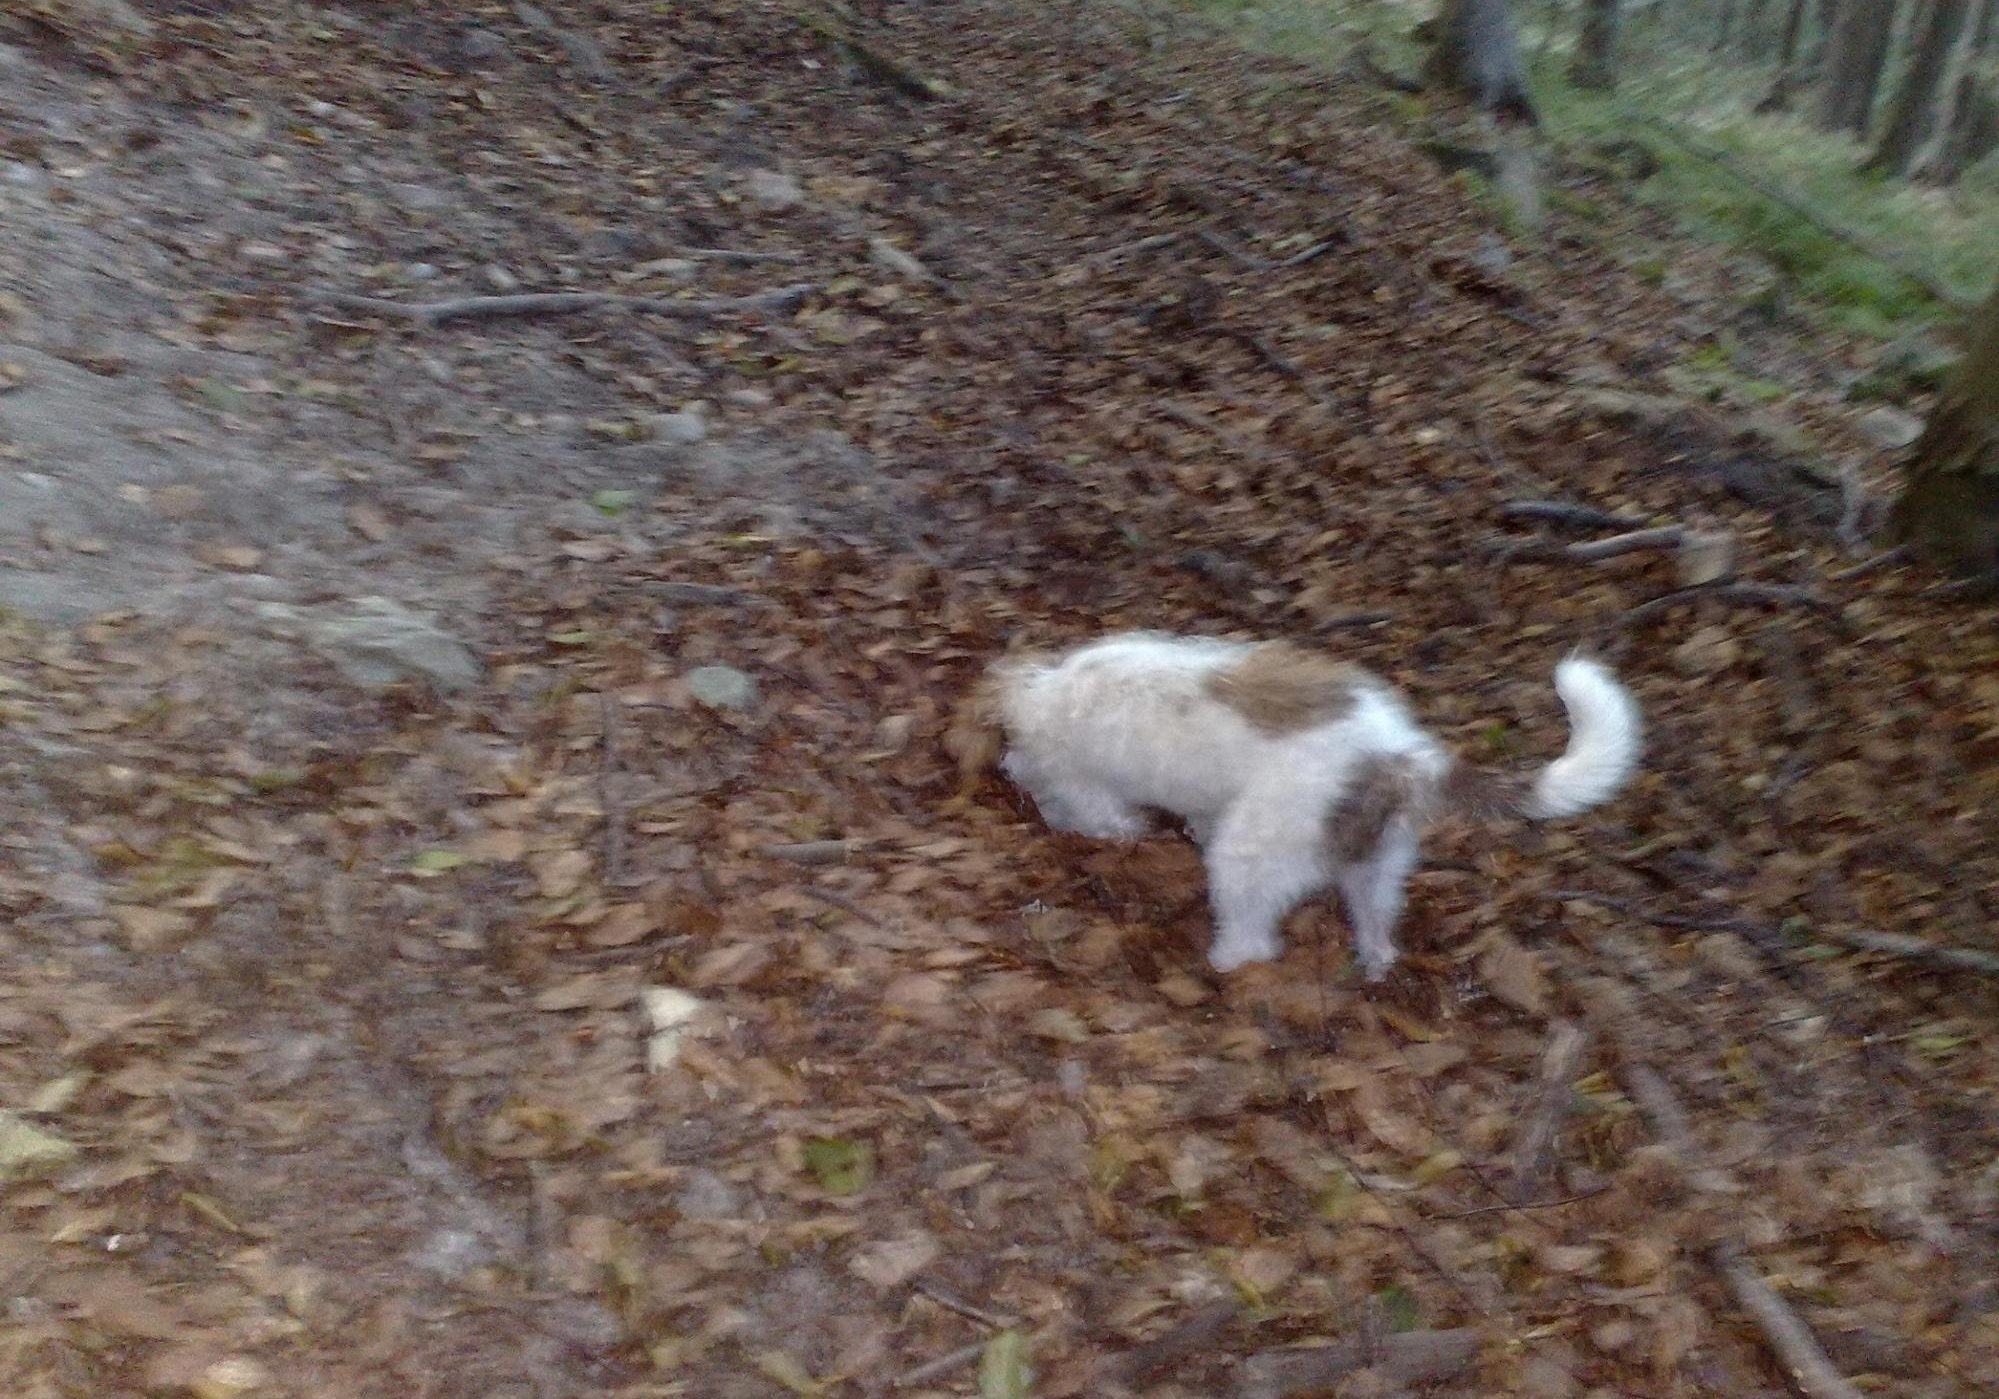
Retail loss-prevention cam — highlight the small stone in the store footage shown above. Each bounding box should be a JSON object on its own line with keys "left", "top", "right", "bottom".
{"left": 458, "top": 27, "right": 512, "bottom": 63}
{"left": 743, "top": 168, "right": 803, "bottom": 211}
{"left": 634, "top": 257, "right": 699, "bottom": 282}
{"left": 238, "top": 242, "right": 287, "bottom": 264}
{"left": 686, "top": 664, "right": 757, "bottom": 711}
{"left": 646, "top": 410, "right": 707, "bottom": 446}
{"left": 675, "top": 1168, "right": 743, "bottom": 1219}
{"left": 190, "top": 1356, "right": 267, "bottom": 1399}
{"left": 304, "top": 596, "right": 483, "bottom": 694}
{"left": 482, "top": 264, "right": 520, "bottom": 292}
{"left": 1858, "top": 405, "right": 1923, "bottom": 451}
{"left": 403, "top": 262, "right": 440, "bottom": 282}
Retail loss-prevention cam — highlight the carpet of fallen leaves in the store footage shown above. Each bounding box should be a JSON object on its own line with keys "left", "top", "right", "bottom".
{"left": 3, "top": 1, "right": 1999, "bottom": 1396}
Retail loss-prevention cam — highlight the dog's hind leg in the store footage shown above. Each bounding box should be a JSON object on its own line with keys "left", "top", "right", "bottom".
{"left": 1334, "top": 823, "right": 1421, "bottom": 981}
{"left": 1202, "top": 797, "right": 1328, "bottom": 971}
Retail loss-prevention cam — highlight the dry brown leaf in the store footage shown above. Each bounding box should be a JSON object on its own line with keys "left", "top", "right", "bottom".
{"left": 1478, "top": 933, "right": 1549, "bottom": 1016}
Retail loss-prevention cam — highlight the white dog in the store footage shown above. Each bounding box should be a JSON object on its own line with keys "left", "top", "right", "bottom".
{"left": 956, "top": 633, "right": 1640, "bottom": 980}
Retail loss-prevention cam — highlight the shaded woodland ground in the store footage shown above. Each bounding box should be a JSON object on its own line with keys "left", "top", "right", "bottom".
{"left": 2, "top": 1, "right": 1998, "bottom": 1396}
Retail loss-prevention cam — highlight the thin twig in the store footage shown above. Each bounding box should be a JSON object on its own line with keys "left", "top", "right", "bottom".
{"left": 800, "top": 884, "right": 883, "bottom": 929}
{"left": 681, "top": 247, "right": 804, "bottom": 264}
{"left": 896, "top": 1339, "right": 986, "bottom": 1389}
{"left": 302, "top": 283, "right": 814, "bottom": 328}
{"left": 1828, "top": 545, "right": 1911, "bottom": 582}
{"left": 598, "top": 691, "right": 627, "bottom": 888}
{"left": 1433, "top": 1186, "right": 1607, "bottom": 1220}
{"left": 1195, "top": 226, "right": 1273, "bottom": 271}
{"left": 912, "top": 1278, "right": 1015, "bottom": 1332}
{"left": 764, "top": 839, "right": 852, "bottom": 865}
{"left": 1085, "top": 230, "right": 1184, "bottom": 266}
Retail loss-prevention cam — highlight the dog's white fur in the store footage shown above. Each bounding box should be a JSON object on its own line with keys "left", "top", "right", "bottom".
{"left": 981, "top": 632, "right": 1641, "bottom": 980}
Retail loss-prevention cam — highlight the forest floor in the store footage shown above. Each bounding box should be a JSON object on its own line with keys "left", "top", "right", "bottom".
{"left": 2, "top": 2, "right": 1997, "bottom": 1397}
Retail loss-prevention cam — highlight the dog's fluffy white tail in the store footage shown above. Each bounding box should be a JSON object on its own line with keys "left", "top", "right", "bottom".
{"left": 1524, "top": 658, "right": 1641, "bottom": 820}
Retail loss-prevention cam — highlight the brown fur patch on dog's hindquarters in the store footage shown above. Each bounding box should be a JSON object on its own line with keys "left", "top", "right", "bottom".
{"left": 1325, "top": 755, "right": 1421, "bottom": 863}
{"left": 1205, "top": 642, "right": 1365, "bottom": 734}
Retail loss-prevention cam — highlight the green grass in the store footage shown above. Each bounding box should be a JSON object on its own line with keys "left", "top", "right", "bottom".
{"left": 1167, "top": 0, "right": 1999, "bottom": 345}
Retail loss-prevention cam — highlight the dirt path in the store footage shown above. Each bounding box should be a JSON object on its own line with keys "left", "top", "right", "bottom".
{"left": 3, "top": 2, "right": 1997, "bottom": 1396}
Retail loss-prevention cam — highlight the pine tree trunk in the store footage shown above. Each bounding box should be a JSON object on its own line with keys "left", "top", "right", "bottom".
{"left": 1815, "top": 0, "right": 1901, "bottom": 136}
{"left": 1571, "top": 0, "right": 1623, "bottom": 88}
{"left": 1895, "top": 283, "right": 1999, "bottom": 582}
{"left": 1867, "top": 0, "right": 1971, "bottom": 172}
{"left": 1429, "top": 0, "right": 1539, "bottom": 124}
{"left": 1757, "top": 0, "right": 1817, "bottom": 111}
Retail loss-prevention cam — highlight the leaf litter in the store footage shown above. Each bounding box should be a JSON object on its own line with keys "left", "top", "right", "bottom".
{"left": 0, "top": 0, "right": 1996, "bottom": 1396}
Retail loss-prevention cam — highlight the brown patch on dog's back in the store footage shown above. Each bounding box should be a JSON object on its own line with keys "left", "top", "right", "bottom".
{"left": 1206, "top": 642, "right": 1368, "bottom": 734}
{"left": 1325, "top": 755, "right": 1421, "bottom": 863}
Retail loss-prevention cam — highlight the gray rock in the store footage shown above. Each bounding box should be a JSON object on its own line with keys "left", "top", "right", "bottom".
{"left": 687, "top": 664, "right": 757, "bottom": 711}
{"left": 303, "top": 596, "right": 483, "bottom": 693}
{"left": 1858, "top": 405, "right": 1923, "bottom": 452}
{"left": 676, "top": 1168, "right": 744, "bottom": 1220}
{"left": 646, "top": 410, "right": 708, "bottom": 446}
{"left": 744, "top": 168, "right": 803, "bottom": 211}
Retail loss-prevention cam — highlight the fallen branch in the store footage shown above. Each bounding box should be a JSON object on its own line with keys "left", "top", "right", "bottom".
{"left": 1624, "top": 580, "right": 1835, "bottom": 625}
{"left": 1812, "top": 925, "right": 1999, "bottom": 978}
{"left": 798, "top": 9, "right": 953, "bottom": 101}
{"left": 1196, "top": 227, "right": 1274, "bottom": 272}
{"left": 1236, "top": 1327, "right": 1480, "bottom": 1399}
{"left": 302, "top": 283, "right": 814, "bottom": 328}
{"left": 1711, "top": 1241, "right": 1864, "bottom": 1399}
{"left": 1555, "top": 889, "right": 1999, "bottom": 979}
{"left": 1498, "top": 498, "right": 1650, "bottom": 531}
{"left": 1578, "top": 978, "right": 1862, "bottom": 1399}
{"left": 1828, "top": 545, "right": 1911, "bottom": 582}
{"left": 1111, "top": 1299, "right": 1241, "bottom": 1385}
{"left": 1087, "top": 230, "right": 1184, "bottom": 266}
{"left": 1508, "top": 1020, "right": 1591, "bottom": 1195}
{"left": 1562, "top": 525, "right": 1693, "bottom": 561}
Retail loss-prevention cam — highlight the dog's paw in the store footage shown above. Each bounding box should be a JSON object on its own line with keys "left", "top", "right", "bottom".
{"left": 1208, "top": 937, "right": 1281, "bottom": 973}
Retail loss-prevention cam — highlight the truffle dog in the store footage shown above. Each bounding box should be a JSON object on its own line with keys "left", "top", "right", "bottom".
{"left": 957, "top": 633, "right": 1640, "bottom": 980}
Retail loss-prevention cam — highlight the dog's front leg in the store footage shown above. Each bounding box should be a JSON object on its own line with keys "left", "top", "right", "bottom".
{"left": 1202, "top": 797, "right": 1327, "bottom": 972}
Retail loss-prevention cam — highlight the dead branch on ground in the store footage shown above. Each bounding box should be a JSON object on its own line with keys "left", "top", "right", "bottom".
{"left": 1575, "top": 976, "right": 1863, "bottom": 1399}
{"left": 1508, "top": 1020, "right": 1590, "bottom": 1195}
{"left": 1624, "top": 580, "right": 1836, "bottom": 626}
{"left": 1498, "top": 498, "right": 1649, "bottom": 531}
{"left": 1110, "top": 1299, "right": 1241, "bottom": 1386}
{"left": 1555, "top": 889, "right": 1999, "bottom": 979}
{"left": 302, "top": 283, "right": 814, "bottom": 329}
{"left": 1236, "top": 1327, "right": 1480, "bottom": 1399}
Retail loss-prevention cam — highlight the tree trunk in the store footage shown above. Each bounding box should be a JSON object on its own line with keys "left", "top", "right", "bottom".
{"left": 1866, "top": 0, "right": 1971, "bottom": 172}
{"left": 1429, "top": 0, "right": 1539, "bottom": 124}
{"left": 1757, "top": 0, "right": 1816, "bottom": 111}
{"left": 1815, "top": 0, "right": 1901, "bottom": 136}
{"left": 1895, "top": 283, "right": 1999, "bottom": 582}
{"left": 1714, "top": 0, "right": 1744, "bottom": 54}
{"left": 1571, "top": 0, "right": 1623, "bottom": 88}
{"left": 1911, "top": 0, "right": 1999, "bottom": 177}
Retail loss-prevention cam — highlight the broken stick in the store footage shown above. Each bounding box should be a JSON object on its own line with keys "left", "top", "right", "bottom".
{"left": 302, "top": 283, "right": 814, "bottom": 328}
{"left": 1508, "top": 1020, "right": 1590, "bottom": 1195}
{"left": 1236, "top": 1327, "right": 1481, "bottom": 1399}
